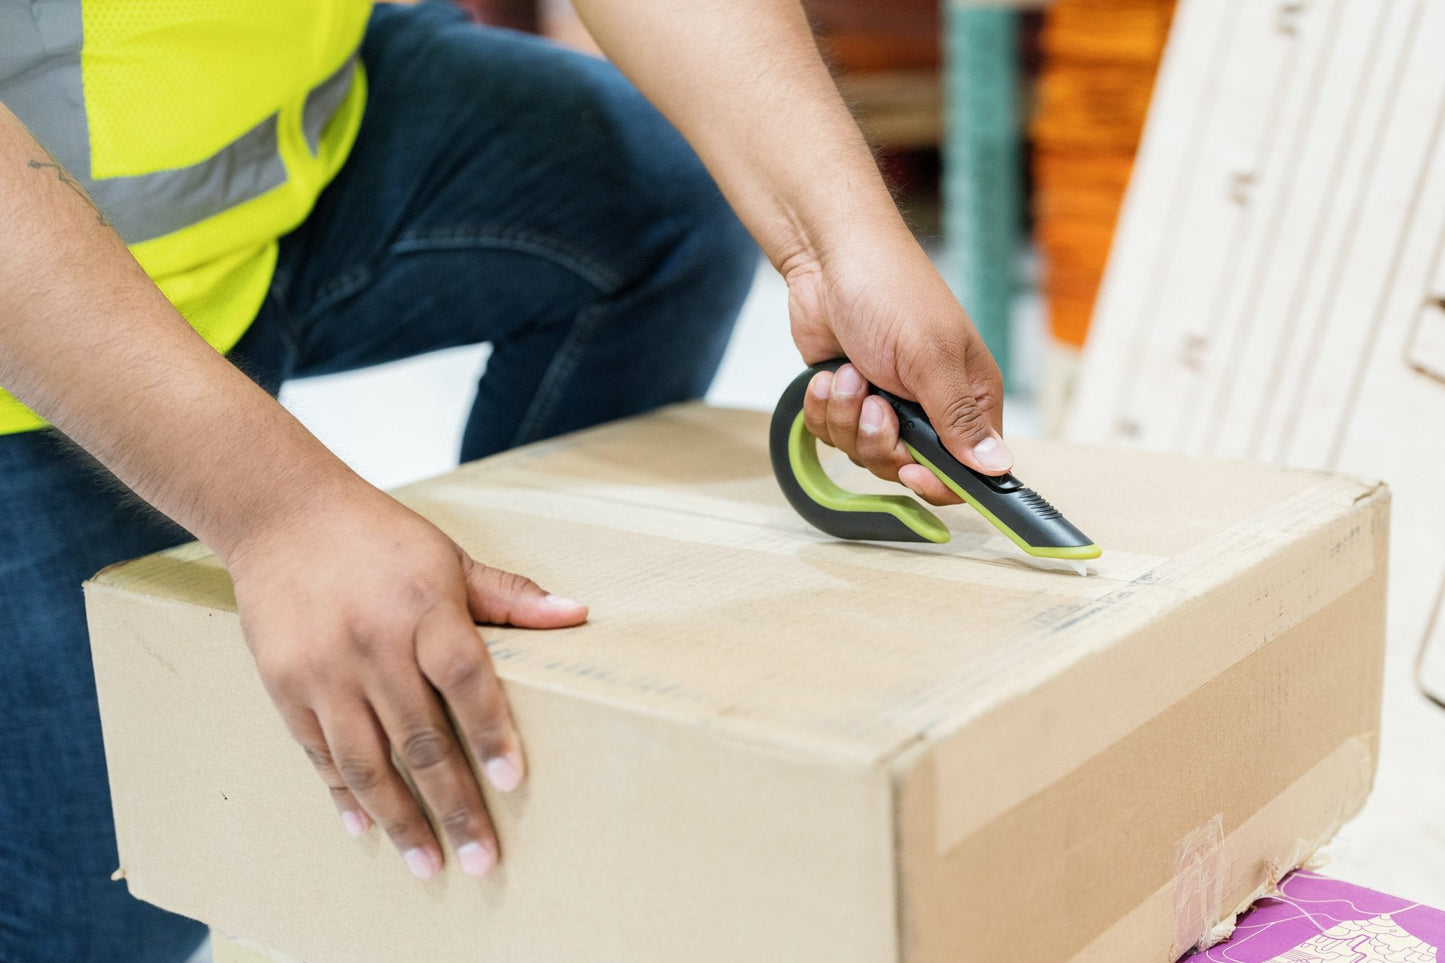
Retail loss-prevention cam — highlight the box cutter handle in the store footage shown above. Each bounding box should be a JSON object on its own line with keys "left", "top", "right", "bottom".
{"left": 768, "top": 359, "right": 1101, "bottom": 560}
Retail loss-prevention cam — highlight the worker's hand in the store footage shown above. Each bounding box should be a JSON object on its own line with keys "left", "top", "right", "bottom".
{"left": 226, "top": 486, "right": 587, "bottom": 881}
{"left": 788, "top": 237, "right": 1010, "bottom": 505}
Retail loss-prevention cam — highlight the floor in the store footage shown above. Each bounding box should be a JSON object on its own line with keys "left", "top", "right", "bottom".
{"left": 183, "top": 257, "right": 1440, "bottom": 962}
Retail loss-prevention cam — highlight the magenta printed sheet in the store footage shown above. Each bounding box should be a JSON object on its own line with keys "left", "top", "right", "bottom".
{"left": 1185, "top": 871, "right": 1445, "bottom": 962}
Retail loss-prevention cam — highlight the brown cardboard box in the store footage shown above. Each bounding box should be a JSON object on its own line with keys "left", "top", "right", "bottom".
{"left": 85, "top": 405, "right": 1388, "bottom": 962}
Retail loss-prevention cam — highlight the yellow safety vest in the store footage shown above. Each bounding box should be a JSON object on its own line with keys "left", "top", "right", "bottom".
{"left": 0, "top": 1, "right": 372, "bottom": 434}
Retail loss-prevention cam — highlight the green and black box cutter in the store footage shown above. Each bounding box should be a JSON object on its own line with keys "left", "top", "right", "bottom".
{"left": 770, "top": 359, "right": 1101, "bottom": 567}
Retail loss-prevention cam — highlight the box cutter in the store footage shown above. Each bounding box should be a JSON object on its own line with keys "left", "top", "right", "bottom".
{"left": 769, "top": 359, "right": 1101, "bottom": 573}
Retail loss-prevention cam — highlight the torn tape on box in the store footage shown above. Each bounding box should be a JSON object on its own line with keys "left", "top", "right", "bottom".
{"left": 1173, "top": 814, "right": 1227, "bottom": 954}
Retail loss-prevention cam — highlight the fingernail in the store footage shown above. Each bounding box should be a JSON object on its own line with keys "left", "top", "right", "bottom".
{"left": 544, "top": 594, "right": 581, "bottom": 609}
{"left": 859, "top": 397, "right": 884, "bottom": 434}
{"left": 341, "top": 811, "right": 369, "bottom": 837}
{"left": 457, "top": 841, "right": 497, "bottom": 878}
{"left": 834, "top": 365, "right": 863, "bottom": 397}
{"left": 404, "top": 847, "right": 438, "bottom": 880}
{"left": 972, "top": 434, "right": 1014, "bottom": 473}
{"left": 810, "top": 373, "right": 832, "bottom": 399}
{"left": 484, "top": 756, "right": 522, "bottom": 793}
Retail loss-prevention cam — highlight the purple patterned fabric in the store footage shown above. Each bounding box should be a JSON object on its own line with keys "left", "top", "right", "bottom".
{"left": 1186, "top": 871, "right": 1445, "bottom": 962}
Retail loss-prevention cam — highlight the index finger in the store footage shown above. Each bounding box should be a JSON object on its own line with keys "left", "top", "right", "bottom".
{"left": 416, "top": 602, "right": 525, "bottom": 794}
{"left": 368, "top": 645, "right": 501, "bottom": 880}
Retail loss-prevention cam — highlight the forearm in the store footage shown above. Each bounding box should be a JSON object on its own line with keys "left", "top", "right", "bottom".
{"left": 0, "top": 103, "right": 360, "bottom": 562}
{"left": 570, "top": 0, "right": 913, "bottom": 277}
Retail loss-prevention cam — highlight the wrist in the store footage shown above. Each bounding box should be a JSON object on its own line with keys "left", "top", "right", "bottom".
{"left": 198, "top": 416, "right": 372, "bottom": 571}
{"left": 770, "top": 194, "right": 911, "bottom": 286}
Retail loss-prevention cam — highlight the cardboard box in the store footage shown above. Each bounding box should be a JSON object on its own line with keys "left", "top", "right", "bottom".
{"left": 85, "top": 405, "right": 1388, "bottom": 962}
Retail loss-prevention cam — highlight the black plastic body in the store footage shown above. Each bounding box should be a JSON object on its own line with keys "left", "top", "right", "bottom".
{"left": 873, "top": 387, "right": 1096, "bottom": 550}
{"left": 769, "top": 361, "right": 931, "bottom": 542}
{"left": 771, "top": 359, "right": 1097, "bottom": 551}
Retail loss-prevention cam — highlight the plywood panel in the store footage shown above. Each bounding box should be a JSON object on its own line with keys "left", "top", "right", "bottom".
{"left": 1065, "top": 0, "right": 1445, "bottom": 905}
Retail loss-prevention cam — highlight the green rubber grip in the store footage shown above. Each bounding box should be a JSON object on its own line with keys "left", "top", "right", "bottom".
{"left": 769, "top": 359, "right": 1101, "bottom": 560}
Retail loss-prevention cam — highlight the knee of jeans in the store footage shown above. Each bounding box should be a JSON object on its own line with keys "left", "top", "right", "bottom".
{"left": 0, "top": 879, "right": 208, "bottom": 963}
{"left": 706, "top": 213, "right": 761, "bottom": 337}
{"left": 677, "top": 172, "right": 758, "bottom": 280}
{"left": 560, "top": 68, "right": 756, "bottom": 278}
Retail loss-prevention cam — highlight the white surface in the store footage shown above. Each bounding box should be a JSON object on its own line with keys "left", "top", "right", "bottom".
{"left": 280, "top": 257, "right": 1044, "bottom": 491}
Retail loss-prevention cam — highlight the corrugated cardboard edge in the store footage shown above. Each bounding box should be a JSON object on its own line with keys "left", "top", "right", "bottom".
{"left": 1076, "top": 732, "right": 1377, "bottom": 962}
{"left": 83, "top": 580, "right": 901, "bottom": 963}
{"left": 82, "top": 414, "right": 1390, "bottom": 962}
{"left": 926, "top": 478, "right": 1387, "bottom": 856}
{"left": 84, "top": 544, "right": 885, "bottom": 770}
{"left": 886, "top": 481, "right": 1388, "bottom": 962}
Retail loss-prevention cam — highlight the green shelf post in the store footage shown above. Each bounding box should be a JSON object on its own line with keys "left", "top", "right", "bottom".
{"left": 943, "top": 2, "right": 1022, "bottom": 383}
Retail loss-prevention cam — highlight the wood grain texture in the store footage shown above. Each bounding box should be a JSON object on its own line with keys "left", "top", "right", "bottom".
{"left": 1067, "top": 0, "right": 1445, "bottom": 906}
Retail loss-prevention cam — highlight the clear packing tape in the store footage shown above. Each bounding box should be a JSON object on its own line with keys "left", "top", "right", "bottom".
{"left": 1169, "top": 734, "right": 1378, "bottom": 958}
{"left": 1173, "top": 814, "right": 1228, "bottom": 954}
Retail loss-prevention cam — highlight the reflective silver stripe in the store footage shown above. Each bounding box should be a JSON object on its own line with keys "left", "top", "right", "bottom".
{"left": 303, "top": 55, "right": 357, "bottom": 155}
{"left": 92, "top": 116, "right": 285, "bottom": 244}
{"left": 0, "top": 3, "right": 355, "bottom": 244}
{"left": 0, "top": 1, "right": 89, "bottom": 185}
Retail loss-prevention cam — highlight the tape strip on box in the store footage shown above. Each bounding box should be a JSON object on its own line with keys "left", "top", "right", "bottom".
{"left": 1173, "top": 814, "right": 1226, "bottom": 954}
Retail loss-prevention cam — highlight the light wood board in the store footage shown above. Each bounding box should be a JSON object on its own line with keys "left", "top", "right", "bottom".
{"left": 1066, "top": 0, "right": 1445, "bottom": 906}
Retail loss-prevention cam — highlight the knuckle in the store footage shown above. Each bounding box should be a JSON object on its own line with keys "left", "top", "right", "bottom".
{"left": 399, "top": 727, "right": 453, "bottom": 771}
{"left": 428, "top": 650, "right": 485, "bottom": 692}
{"left": 438, "top": 806, "right": 479, "bottom": 839}
{"left": 381, "top": 816, "right": 422, "bottom": 843}
{"left": 939, "top": 396, "right": 990, "bottom": 441}
{"left": 301, "top": 742, "right": 335, "bottom": 771}
{"left": 492, "top": 569, "right": 533, "bottom": 599}
{"left": 257, "top": 652, "right": 317, "bottom": 699}
{"left": 469, "top": 718, "right": 510, "bottom": 759}
{"left": 859, "top": 447, "right": 900, "bottom": 477}
{"left": 341, "top": 619, "right": 385, "bottom": 660}
{"left": 803, "top": 413, "right": 832, "bottom": 447}
{"left": 337, "top": 757, "right": 384, "bottom": 793}
{"left": 853, "top": 426, "right": 887, "bottom": 462}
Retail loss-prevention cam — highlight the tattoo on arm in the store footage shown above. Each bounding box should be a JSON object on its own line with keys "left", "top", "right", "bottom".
{"left": 26, "top": 156, "right": 110, "bottom": 227}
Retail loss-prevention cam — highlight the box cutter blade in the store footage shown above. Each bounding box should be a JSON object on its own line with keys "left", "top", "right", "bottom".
{"left": 769, "top": 360, "right": 1101, "bottom": 571}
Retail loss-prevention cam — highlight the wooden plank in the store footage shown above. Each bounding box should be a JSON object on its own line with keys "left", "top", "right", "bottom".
{"left": 1065, "top": 0, "right": 1445, "bottom": 906}
{"left": 1417, "top": 573, "right": 1445, "bottom": 706}
{"left": 1184, "top": 0, "right": 1385, "bottom": 456}
{"left": 1406, "top": 296, "right": 1445, "bottom": 384}
{"left": 1104, "top": 0, "right": 1307, "bottom": 450}
{"left": 1228, "top": 0, "right": 1413, "bottom": 461}
{"left": 1274, "top": 0, "right": 1445, "bottom": 464}
{"left": 1068, "top": 0, "right": 1244, "bottom": 442}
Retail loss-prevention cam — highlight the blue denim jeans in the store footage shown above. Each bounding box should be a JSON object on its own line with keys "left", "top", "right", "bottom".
{"left": 0, "top": 3, "right": 755, "bottom": 960}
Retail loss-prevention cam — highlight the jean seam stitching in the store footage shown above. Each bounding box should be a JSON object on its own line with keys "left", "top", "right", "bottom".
{"left": 262, "top": 264, "right": 310, "bottom": 361}
{"left": 300, "top": 264, "right": 375, "bottom": 324}
{"left": 392, "top": 226, "right": 623, "bottom": 293}
{"left": 509, "top": 298, "right": 608, "bottom": 445}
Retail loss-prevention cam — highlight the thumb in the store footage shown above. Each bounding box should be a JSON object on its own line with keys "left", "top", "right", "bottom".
{"left": 463, "top": 559, "right": 589, "bottom": 629}
{"left": 913, "top": 357, "right": 1013, "bottom": 476}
